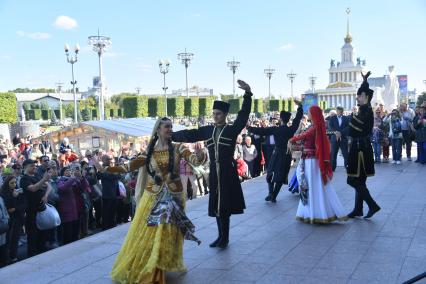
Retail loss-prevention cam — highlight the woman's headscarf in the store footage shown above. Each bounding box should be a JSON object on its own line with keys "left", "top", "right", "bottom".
{"left": 309, "top": 105, "right": 333, "bottom": 184}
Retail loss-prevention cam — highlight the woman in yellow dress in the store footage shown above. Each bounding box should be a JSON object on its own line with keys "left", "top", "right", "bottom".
{"left": 96, "top": 117, "right": 205, "bottom": 284}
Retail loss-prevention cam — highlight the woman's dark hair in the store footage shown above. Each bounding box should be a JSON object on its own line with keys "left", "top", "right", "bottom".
{"left": 60, "top": 166, "right": 70, "bottom": 176}
{"left": 146, "top": 117, "right": 175, "bottom": 185}
{"left": 1, "top": 175, "right": 17, "bottom": 193}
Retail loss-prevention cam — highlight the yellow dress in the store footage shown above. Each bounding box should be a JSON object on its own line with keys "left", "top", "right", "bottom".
{"left": 110, "top": 146, "right": 204, "bottom": 284}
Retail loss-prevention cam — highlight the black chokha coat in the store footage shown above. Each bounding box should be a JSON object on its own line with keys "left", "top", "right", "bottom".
{"left": 172, "top": 93, "right": 252, "bottom": 217}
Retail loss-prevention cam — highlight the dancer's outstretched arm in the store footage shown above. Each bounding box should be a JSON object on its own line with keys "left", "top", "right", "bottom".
{"left": 232, "top": 80, "right": 253, "bottom": 134}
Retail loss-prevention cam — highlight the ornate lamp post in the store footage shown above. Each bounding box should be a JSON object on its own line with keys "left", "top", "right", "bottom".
{"left": 159, "top": 59, "right": 170, "bottom": 116}
{"left": 88, "top": 31, "right": 111, "bottom": 120}
{"left": 287, "top": 71, "right": 297, "bottom": 98}
{"left": 177, "top": 49, "right": 194, "bottom": 98}
{"left": 309, "top": 75, "right": 317, "bottom": 93}
{"left": 264, "top": 66, "right": 275, "bottom": 101}
{"left": 227, "top": 58, "right": 240, "bottom": 97}
{"left": 64, "top": 43, "right": 80, "bottom": 124}
{"left": 55, "top": 81, "right": 64, "bottom": 122}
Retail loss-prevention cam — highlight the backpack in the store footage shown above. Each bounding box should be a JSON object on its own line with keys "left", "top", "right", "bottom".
{"left": 392, "top": 119, "right": 402, "bottom": 135}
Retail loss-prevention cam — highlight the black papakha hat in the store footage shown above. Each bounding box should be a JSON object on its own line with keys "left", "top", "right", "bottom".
{"left": 280, "top": 111, "right": 292, "bottom": 123}
{"left": 357, "top": 71, "right": 374, "bottom": 102}
{"left": 213, "top": 100, "right": 230, "bottom": 113}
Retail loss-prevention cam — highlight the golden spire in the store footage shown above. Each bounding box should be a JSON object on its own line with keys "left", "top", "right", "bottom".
{"left": 344, "top": 7, "right": 352, "bottom": 43}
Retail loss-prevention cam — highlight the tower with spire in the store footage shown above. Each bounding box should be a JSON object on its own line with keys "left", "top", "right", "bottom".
{"left": 313, "top": 8, "right": 368, "bottom": 110}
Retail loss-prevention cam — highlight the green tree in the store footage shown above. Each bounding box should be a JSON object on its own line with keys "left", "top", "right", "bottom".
{"left": 62, "top": 103, "right": 74, "bottom": 118}
{"left": 9, "top": 88, "right": 55, "bottom": 93}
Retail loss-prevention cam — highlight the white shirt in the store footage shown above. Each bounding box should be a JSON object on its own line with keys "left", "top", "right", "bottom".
{"left": 337, "top": 115, "right": 342, "bottom": 127}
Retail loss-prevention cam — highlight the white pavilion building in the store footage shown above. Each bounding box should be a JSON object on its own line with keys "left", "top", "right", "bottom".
{"left": 315, "top": 9, "right": 368, "bottom": 111}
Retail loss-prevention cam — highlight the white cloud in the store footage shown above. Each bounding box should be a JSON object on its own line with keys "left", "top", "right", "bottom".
{"left": 16, "top": 30, "right": 51, "bottom": 40}
{"left": 193, "top": 13, "right": 201, "bottom": 17}
{"left": 103, "top": 52, "right": 126, "bottom": 58}
{"left": 53, "top": 16, "right": 78, "bottom": 30}
{"left": 0, "top": 55, "right": 11, "bottom": 60}
{"left": 278, "top": 43, "right": 295, "bottom": 51}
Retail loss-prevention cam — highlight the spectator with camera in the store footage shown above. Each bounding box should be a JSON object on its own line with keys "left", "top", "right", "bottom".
{"left": 0, "top": 176, "right": 26, "bottom": 264}
{"left": 384, "top": 109, "right": 404, "bottom": 164}
{"left": 20, "top": 159, "right": 51, "bottom": 256}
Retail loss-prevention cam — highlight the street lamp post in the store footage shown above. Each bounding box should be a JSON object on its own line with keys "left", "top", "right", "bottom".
{"left": 264, "top": 66, "right": 275, "bottom": 101}
{"left": 88, "top": 31, "right": 111, "bottom": 121}
{"left": 64, "top": 43, "right": 80, "bottom": 124}
{"left": 287, "top": 71, "right": 297, "bottom": 98}
{"left": 227, "top": 58, "right": 240, "bottom": 97}
{"left": 55, "top": 82, "right": 64, "bottom": 122}
{"left": 309, "top": 75, "right": 317, "bottom": 93}
{"left": 177, "top": 49, "right": 194, "bottom": 98}
{"left": 159, "top": 59, "right": 170, "bottom": 117}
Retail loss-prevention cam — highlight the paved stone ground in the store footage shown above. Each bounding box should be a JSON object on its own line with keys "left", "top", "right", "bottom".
{"left": 0, "top": 159, "right": 425, "bottom": 284}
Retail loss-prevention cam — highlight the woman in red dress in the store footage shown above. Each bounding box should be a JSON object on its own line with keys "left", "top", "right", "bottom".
{"left": 289, "top": 105, "right": 347, "bottom": 224}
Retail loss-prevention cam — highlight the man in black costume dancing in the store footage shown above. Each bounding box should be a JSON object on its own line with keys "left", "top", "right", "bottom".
{"left": 347, "top": 71, "right": 381, "bottom": 219}
{"left": 172, "top": 80, "right": 252, "bottom": 249}
{"left": 247, "top": 99, "right": 303, "bottom": 203}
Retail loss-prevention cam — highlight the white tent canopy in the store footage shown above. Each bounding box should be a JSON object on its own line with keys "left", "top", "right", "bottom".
{"left": 81, "top": 117, "right": 186, "bottom": 137}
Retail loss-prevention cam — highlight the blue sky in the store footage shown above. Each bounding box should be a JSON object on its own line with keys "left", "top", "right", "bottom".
{"left": 0, "top": 0, "right": 425, "bottom": 98}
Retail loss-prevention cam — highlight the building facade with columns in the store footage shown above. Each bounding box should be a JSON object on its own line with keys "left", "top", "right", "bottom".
{"left": 314, "top": 9, "right": 368, "bottom": 111}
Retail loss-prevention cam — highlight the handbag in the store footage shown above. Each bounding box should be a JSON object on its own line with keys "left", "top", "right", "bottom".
{"left": 36, "top": 203, "right": 61, "bottom": 230}
{"left": 298, "top": 142, "right": 309, "bottom": 206}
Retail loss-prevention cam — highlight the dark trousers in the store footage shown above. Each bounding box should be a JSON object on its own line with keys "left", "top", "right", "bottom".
{"left": 268, "top": 181, "right": 283, "bottom": 201}
{"left": 392, "top": 138, "right": 403, "bottom": 161}
{"left": 102, "top": 198, "right": 117, "bottom": 230}
{"left": 402, "top": 130, "right": 412, "bottom": 158}
{"left": 25, "top": 212, "right": 47, "bottom": 257}
{"left": 0, "top": 245, "right": 7, "bottom": 267}
{"left": 7, "top": 215, "right": 24, "bottom": 260}
{"left": 91, "top": 198, "right": 102, "bottom": 228}
{"left": 62, "top": 220, "right": 80, "bottom": 245}
{"left": 215, "top": 216, "right": 230, "bottom": 243}
{"left": 245, "top": 160, "right": 255, "bottom": 177}
{"left": 116, "top": 199, "right": 130, "bottom": 224}
{"left": 331, "top": 139, "right": 349, "bottom": 171}
{"left": 383, "top": 144, "right": 390, "bottom": 158}
{"left": 347, "top": 173, "right": 379, "bottom": 213}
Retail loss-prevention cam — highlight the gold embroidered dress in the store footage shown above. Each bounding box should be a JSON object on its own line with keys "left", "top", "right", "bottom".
{"left": 109, "top": 144, "right": 204, "bottom": 284}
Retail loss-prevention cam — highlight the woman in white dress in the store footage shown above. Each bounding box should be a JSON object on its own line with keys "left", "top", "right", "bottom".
{"left": 289, "top": 105, "right": 348, "bottom": 224}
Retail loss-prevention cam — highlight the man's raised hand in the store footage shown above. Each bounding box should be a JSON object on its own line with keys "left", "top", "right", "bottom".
{"left": 237, "top": 80, "right": 251, "bottom": 93}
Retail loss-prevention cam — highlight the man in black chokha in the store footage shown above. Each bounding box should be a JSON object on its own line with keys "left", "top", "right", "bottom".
{"left": 171, "top": 80, "right": 252, "bottom": 249}
{"left": 346, "top": 71, "right": 381, "bottom": 219}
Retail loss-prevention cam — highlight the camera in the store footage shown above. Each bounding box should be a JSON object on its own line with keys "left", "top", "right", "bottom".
{"left": 15, "top": 188, "right": 23, "bottom": 194}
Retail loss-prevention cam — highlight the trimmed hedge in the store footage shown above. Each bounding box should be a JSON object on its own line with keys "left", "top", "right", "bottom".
{"left": 184, "top": 98, "right": 199, "bottom": 117}
{"left": 41, "top": 109, "right": 51, "bottom": 120}
{"left": 91, "top": 109, "right": 98, "bottom": 119}
{"left": 269, "top": 99, "right": 282, "bottom": 112}
{"left": 199, "top": 97, "right": 214, "bottom": 117}
{"left": 319, "top": 101, "right": 327, "bottom": 110}
{"left": 122, "top": 96, "right": 148, "bottom": 118}
{"left": 148, "top": 97, "right": 166, "bottom": 117}
{"left": 167, "top": 97, "right": 185, "bottom": 117}
{"left": 283, "top": 99, "right": 295, "bottom": 112}
{"left": 27, "top": 109, "right": 42, "bottom": 120}
{"left": 228, "top": 98, "right": 242, "bottom": 114}
{"left": 252, "top": 99, "right": 264, "bottom": 114}
{"left": 0, "top": 93, "right": 17, "bottom": 123}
